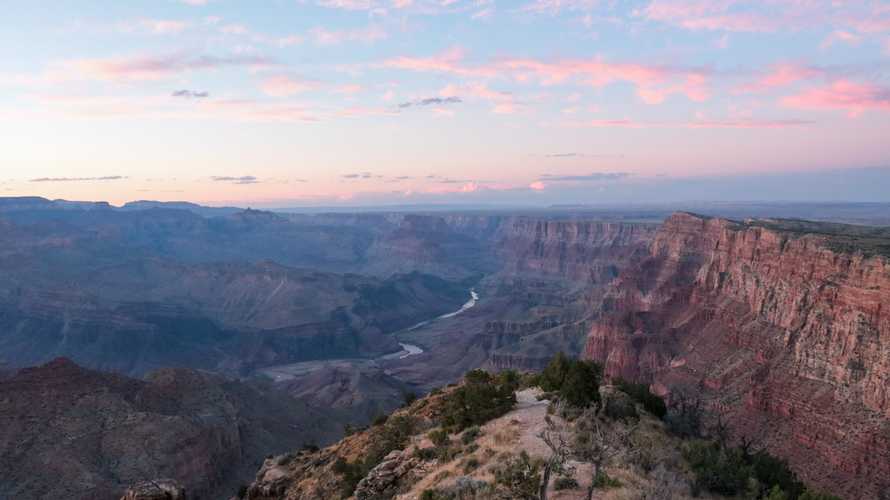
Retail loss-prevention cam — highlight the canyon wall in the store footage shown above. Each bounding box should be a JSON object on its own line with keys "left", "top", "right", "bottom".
{"left": 494, "top": 218, "right": 658, "bottom": 283}
{"left": 585, "top": 212, "right": 890, "bottom": 499}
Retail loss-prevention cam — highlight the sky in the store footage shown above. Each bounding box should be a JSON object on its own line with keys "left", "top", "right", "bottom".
{"left": 1, "top": 0, "right": 890, "bottom": 207}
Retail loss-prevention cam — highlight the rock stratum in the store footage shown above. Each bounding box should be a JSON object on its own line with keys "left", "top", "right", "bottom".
{"left": 0, "top": 358, "right": 342, "bottom": 500}
{"left": 584, "top": 213, "right": 890, "bottom": 499}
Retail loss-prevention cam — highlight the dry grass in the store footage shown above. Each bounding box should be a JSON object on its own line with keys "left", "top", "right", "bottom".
{"left": 394, "top": 387, "right": 723, "bottom": 500}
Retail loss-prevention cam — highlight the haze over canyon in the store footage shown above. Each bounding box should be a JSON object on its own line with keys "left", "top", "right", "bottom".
{"left": 0, "top": 198, "right": 886, "bottom": 500}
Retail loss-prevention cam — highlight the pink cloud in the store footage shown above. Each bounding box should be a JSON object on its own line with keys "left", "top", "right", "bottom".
{"left": 261, "top": 76, "right": 317, "bottom": 97}
{"left": 388, "top": 50, "right": 710, "bottom": 104}
{"left": 642, "top": 0, "right": 890, "bottom": 35}
{"left": 119, "top": 19, "right": 191, "bottom": 35}
{"left": 738, "top": 64, "right": 823, "bottom": 93}
{"left": 782, "top": 80, "right": 890, "bottom": 117}
{"left": 383, "top": 47, "right": 498, "bottom": 78}
{"left": 529, "top": 180, "right": 546, "bottom": 190}
{"left": 310, "top": 25, "right": 387, "bottom": 45}
{"left": 820, "top": 30, "right": 862, "bottom": 49}
{"left": 641, "top": 0, "right": 773, "bottom": 32}
{"left": 64, "top": 53, "right": 273, "bottom": 82}
{"left": 520, "top": 0, "right": 598, "bottom": 15}
{"left": 439, "top": 82, "right": 517, "bottom": 113}
{"left": 499, "top": 57, "right": 710, "bottom": 103}
{"left": 565, "top": 117, "right": 814, "bottom": 128}
{"left": 333, "top": 84, "right": 363, "bottom": 95}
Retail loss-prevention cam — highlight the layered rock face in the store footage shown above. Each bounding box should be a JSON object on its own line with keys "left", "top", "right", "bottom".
{"left": 0, "top": 358, "right": 341, "bottom": 500}
{"left": 495, "top": 218, "right": 657, "bottom": 283}
{"left": 585, "top": 213, "right": 890, "bottom": 499}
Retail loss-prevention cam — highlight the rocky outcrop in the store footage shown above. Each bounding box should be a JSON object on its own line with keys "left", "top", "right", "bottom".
{"left": 119, "top": 480, "right": 186, "bottom": 500}
{"left": 354, "top": 450, "right": 421, "bottom": 500}
{"left": 584, "top": 212, "right": 890, "bottom": 499}
{"left": 0, "top": 358, "right": 341, "bottom": 500}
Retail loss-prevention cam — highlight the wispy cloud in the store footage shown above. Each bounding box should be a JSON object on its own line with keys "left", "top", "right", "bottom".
{"left": 562, "top": 117, "right": 815, "bottom": 129}
{"left": 383, "top": 48, "right": 711, "bottom": 105}
{"left": 782, "top": 80, "right": 890, "bottom": 117}
{"left": 398, "top": 96, "right": 462, "bottom": 108}
{"left": 118, "top": 19, "right": 191, "bottom": 35}
{"left": 211, "top": 175, "right": 260, "bottom": 184}
{"left": 261, "top": 76, "right": 318, "bottom": 97}
{"left": 63, "top": 53, "right": 274, "bottom": 82}
{"left": 30, "top": 176, "right": 128, "bottom": 182}
{"left": 342, "top": 172, "right": 382, "bottom": 180}
{"left": 311, "top": 25, "right": 387, "bottom": 45}
{"left": 171, "top": 89, "right": 209, "bottom": 98}
{"left": 539, "top": 172, "right": 630, "bottom": 182}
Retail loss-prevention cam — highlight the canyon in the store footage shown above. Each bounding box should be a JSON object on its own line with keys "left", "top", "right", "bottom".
{"left": 0, "top": 199, "right": 887, "bottom": 499}
{"left": 584, "top": 213, "right": 890, "bottom": 499}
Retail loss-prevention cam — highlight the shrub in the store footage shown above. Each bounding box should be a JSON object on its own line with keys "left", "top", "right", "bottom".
{"left": 420, "top": 490, "right": 441, "bottom": 500}
{"left": 553, "top": 477, "right": 579, "bottom": 490}
{"left": 441, "top": 370, "right": 517, "bottom": 431}
{"left": 766, "top": 485, "right": 790, "bottom": 500}
{"left": 372, "top": 414, "right": 388, "bottom": 426}
{"left": 559, "top": 359, "right": 602, "bottom": 408}
{"left": 540, "top": 352, "right": 570, "bottom": 392}
{"left": 604, "top": 392, "right": 639, "bottom": 421}
{"left": 799, "top": 490, "right": 843, "bottom": 500}
{"left": 666, "top": 390, "right": 703, "bottom": 438}
{"left": 402, "top": 391, "right": 418, "bottom": 406}
{"left": 492, "top": 451, "right": 542, "bottom": 500}
{"left": 539, "top": 354, "right": 602, "bottom": 409}
{"left": 615, "top": 378, "right": 667, "bottom": 419}
{"left": 683, "top": 440, "right": 751, "bottom": 496}
{"left": 429, "top": 429, "right": 450, "bottom": 447}
{"left": 683, "top": 439, "right": 807, "bottom": 500}
{"left": 414, "top": 447, "right": 438, "bottom": 460}
{"left": 461, "top": 426, "right": 481, "bottom": 445}
{"left": 749, "top": 450, "right": 804, "bottom": 499}
{"left": 463, "top": 457, "right": 480, "bottom": 473}
{"left": 335, "top": 415, "right": 417, "bottom": 496}
{"left": 592, "top": 471, "right": 622, "bottom": 489}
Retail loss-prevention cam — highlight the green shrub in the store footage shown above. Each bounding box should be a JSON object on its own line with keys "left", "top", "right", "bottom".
{"left": 492, "top": 451, "right": 542, "bottom": 500}
{"left": 540, "top": 352, "right": 570, "bottom": 392}
{"left": 553, "top": 477, "right": 579, "bottom": 490}
{"left": 559, "top": 359, "right": 602, "bottom": 408}
{"left": 604, "top": 392, "right": 638, "bottom": 421}
{"left": 461, "top": 426, "right": 481, "bottom": 445}
{"left": 592, "top": 471, "right": 622, "bottom": 489}
{"left": 766, "top": 485, "right": 790, "bottom": 500}
{"left": 428, "top": 429, "right": 450, "bottom": 447}
{"left": 463, "top": 457, "right": 480, "bottom": 473}
{"left": 402, "top": 391, "right": 418, "bottom": 406}
{"left": 750, "top": 450, "right": 804, "bottom": 499}
{"left": 683, "top": 440, "right": 751, "bottom": 496}
{"left": 539, "top": 354, "right": 602, "bottom": 409}
{"left": 414, "top": 447, "right": 438, "bottom": 460}
{"left": 615, "top": 378, "right": 667, "bottom": 419}
{"left": 334, "top": 415, "right": 417, "bottom": 496}
{"left": 419, "top": 490, "right": 440, "bottom": 500}
{"left": 799, "top": 490, "right": 843, "bottom": 500}
{"left": 372, "top": 414, "right": 388, "bottom": 426}
{"left": 440, "top": 370, "right": 517, "bottom": 431}
{"left": 683, "top": 440, "right": 808, "bottom": 500}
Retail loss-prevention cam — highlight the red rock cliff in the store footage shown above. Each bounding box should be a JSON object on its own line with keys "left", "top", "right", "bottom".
{"left": 585, "top": 212, "right": 890, "bottom": 499}
{"left": 495, "top": 218, "right": 658, "bottom": 283}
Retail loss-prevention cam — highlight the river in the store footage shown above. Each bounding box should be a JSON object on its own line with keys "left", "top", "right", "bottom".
{"left": 379, "top": 289, "right": 479, "bottom": 360}
{"left": 260, "top": 288, "right": 479, "bottom": 381}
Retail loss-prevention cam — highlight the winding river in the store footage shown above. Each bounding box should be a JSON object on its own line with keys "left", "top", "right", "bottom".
{"left": 261, "top": 289, "right": 479, "bottom": 381}
{"left": 378, "top": 289, "right": 479, "bottom": 360}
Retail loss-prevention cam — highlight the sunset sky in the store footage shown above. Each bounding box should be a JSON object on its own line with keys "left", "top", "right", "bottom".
{"left": 2, "top": 0, "right": 890, "bottom": 207}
